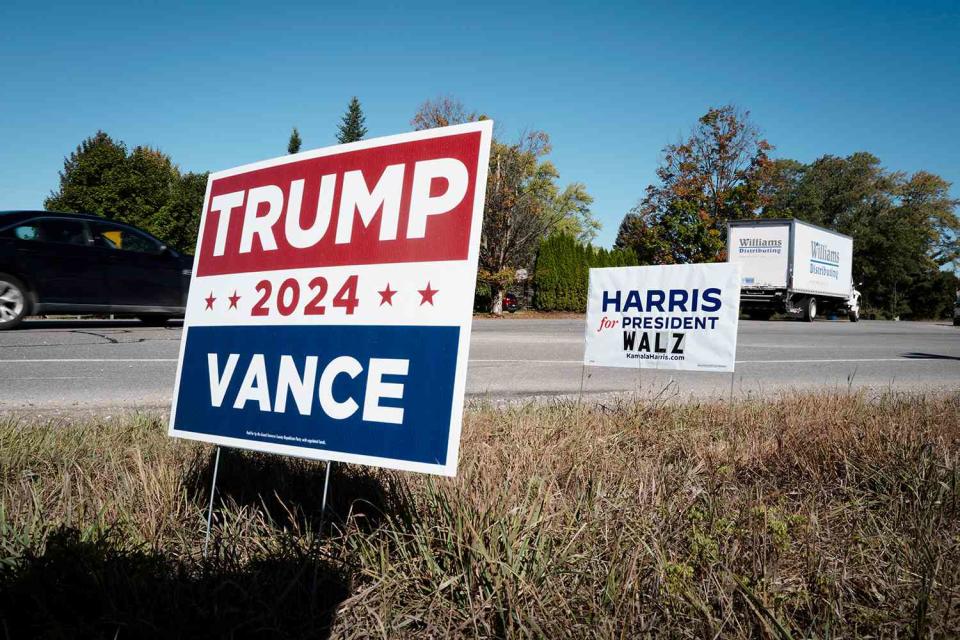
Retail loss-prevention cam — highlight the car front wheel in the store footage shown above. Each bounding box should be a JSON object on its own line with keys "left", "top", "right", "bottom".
{"left": 0, "top": 274, "right": 28, "bottom": 330}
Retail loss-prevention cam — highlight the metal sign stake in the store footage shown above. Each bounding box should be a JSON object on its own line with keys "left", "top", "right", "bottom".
{"left": 203, "top": 446, "right": 221, "bottom": 559}
{"left": 577, "top": 363, "right": 587, "bottom": 405}
{"left": 321, "top": 460, "right": 332, "bottom": 516}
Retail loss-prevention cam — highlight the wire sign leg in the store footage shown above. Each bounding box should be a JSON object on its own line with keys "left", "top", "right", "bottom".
{"left": 321, "top": 460, "right": 333, "bottom": 516}
{"left": 203, "top": 446, "right": 222, "bottom": 559}
{"left": 577, "top": 363, "right": 587, "bottom": 405}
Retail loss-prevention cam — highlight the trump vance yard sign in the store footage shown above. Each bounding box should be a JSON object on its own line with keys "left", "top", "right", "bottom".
{"left": 169, "top": 122, "right": 493, "bottom": 476}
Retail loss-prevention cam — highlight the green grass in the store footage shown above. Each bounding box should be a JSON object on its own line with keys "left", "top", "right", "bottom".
{"left": 1, "top": 393, "right": 958, "bottom": 638}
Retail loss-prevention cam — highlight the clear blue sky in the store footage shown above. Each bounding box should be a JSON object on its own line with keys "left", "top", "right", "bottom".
{"left": 1, "top": 0, "right": 957, "bottom": 247}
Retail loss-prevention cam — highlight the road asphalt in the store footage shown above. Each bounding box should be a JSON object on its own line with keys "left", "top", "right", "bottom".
{"left": 0, "top": 318, "right": 957, "bottom": 411}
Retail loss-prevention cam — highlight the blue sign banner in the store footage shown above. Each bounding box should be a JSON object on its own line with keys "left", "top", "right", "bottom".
{"left": 173, "top": 324, "right": 459, "bottom": 465}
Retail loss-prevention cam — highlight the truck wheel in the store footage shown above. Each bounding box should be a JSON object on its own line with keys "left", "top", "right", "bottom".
{"left": 0, "top": 273, "right": 29, "bottom": 330}
{"left": 848, "top": 308, "right": 860, "bottom": 322}
{"left": 804, "top": 297, "right": 817, "bottom": 322}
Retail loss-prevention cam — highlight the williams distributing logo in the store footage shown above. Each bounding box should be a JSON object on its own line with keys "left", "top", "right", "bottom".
{"left": 810, "top": 241, "right": 840, "bottom": 279}
{"left": 738, "top": 237, "right": 782, "bottom": 254}
{"left": 596, "top": 287, "right": 722, "bottom": 362}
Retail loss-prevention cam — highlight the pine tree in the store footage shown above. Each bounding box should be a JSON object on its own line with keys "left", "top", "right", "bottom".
{"left": 533, "top": 234, "right": 639, "bottom": 311}
{"left": 287, "top": 127, "right": 302, "bottom": 154}
{"left": 336, "top": 97, "right": 368, "bottom": 144}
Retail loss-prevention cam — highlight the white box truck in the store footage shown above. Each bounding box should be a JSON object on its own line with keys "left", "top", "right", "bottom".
{"left": 727, "top": 218, "right": 861, "bottom": 322}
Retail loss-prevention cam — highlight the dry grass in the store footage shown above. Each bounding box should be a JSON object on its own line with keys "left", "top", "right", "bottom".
{"left": 1, "top": 393, "right": 958, "bottom": 638}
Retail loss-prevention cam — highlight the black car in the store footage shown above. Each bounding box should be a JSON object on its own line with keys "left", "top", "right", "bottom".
{"left": 0, "top": 211, "right": 193, "bottom": 329}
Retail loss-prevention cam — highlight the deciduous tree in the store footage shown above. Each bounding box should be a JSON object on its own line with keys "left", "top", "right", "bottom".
{"left": 616, "top": 105, "right": 772, "bottom": 263}
{"left": 148, "top": 171, "right": 209, "bottom": 253}
{"left": 411, "top": 96, "right": 601, "bottom": 313}
{"left": 45, "top": 131, "right": 129, "bottom": 216}
{"left": 410, "top": 96, "right": 479, "bottom": 131}
{"left": 552, "top": 183, "right": 600, "bottom": 243}
{"left": 45, "top": 132, "right": 207, "bottom": 254}
{"left": 616, "top": 105, "right": 959, "bottom": 319}
{"left": 759, "top": 152, "right": 959, "bottom": 317}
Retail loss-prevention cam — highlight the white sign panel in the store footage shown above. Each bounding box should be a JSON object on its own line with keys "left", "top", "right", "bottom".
{"left": 584, "top": 263, "right": 741, "bottom": 372}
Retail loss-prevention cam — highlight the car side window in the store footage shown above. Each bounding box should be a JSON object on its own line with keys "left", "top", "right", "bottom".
{"left": 11, "top": 219, "right": 88, "bottom": 245}
{"left": 90, "top": 222, "right": 164, "bottom": 255}
{"left": 14, "top": 226, "right": 40, "bottom": 241}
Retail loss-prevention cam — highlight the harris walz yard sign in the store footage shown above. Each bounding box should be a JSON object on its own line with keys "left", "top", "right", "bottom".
{"left": 584, "top": 263, "right": 741, "bottom": 372}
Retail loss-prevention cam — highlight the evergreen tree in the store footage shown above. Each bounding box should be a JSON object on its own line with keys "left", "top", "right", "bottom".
{"left": 533, "top": 235, "right": 637, "bottom": 312}
{"left": 287, "top": 127, "right": 302, "bottom": 154}
{"left": 336, "top": 97, "right": 368, "bottom": 144}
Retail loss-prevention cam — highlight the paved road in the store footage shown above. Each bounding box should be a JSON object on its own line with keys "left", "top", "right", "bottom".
{"left": 0, "top": 318, "right": 957, "bottom": 410}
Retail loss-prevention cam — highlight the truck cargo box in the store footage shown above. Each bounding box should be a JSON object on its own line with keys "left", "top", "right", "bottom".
{"left": 790, "top": 221, "right": 853, "bottom": 298}
{"left": 727, "top": 220, "right": 790, "bottom": 288}
{"left": 728, "top": 219, "right": 853, "bottom": 298}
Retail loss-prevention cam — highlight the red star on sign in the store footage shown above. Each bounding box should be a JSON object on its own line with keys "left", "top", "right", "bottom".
{"left": 378, "top": 284, "right": 397, "bottom": 306}
{"left": 418, "top": 282, "right": 438, "bottom": 306}
{"left": 205, "top": 292, "right": 216, "bottom": 310}
{"left": 228, "top": 291, "right": 241, "bottom": 309}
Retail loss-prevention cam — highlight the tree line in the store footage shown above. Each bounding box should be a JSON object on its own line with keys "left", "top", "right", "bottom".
{"left": 44, "top": 99, "right": 957, "bottom": 318}
{"left": 43, "top": 97, "right": 373, "bottom": 255}
{"left": 44, "top": 95, "right": 601, "bottom": 315}
{"left": 615, "top": 106, "right": 959, "bottom": 319}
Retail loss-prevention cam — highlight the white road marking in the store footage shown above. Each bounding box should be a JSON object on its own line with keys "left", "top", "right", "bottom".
{"left": 0, "top": 359, "right": 178, "bottom": 363}
{"left": 0, "top": 356, "right": 953, "bottom": 365}
{"left": 13, "top": 377, "right": 90, "bottom": 380}
{"left": 473, "top": 357, "right": 954, "bottom": 365}
{"left": 472, "top": 359, "right": 582, "bottom": 364}
{"left": 739, "top": 358, "right": 955, "bottom": 364}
